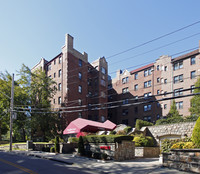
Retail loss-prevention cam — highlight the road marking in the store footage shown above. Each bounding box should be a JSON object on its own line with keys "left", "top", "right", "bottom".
{"left": 0, "top": 158, "right": 38, "bottom": 174}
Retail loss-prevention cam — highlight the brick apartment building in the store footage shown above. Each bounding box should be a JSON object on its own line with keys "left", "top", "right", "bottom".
{"left": 32, "top": 34, "right": 108, "bottom": 131}
{"left": 108, "top": 42, "right": 200, "bottom": 127}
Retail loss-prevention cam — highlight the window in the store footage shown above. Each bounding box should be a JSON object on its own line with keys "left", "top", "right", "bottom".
{"left": 122, "top": 99, "right": 129, "bottom": 104}
{"left": 79, "top": 72, "right": 82, "bottom": 80}
{"left": 164, "top": 79, "right": 167, "bottom": 84}
{"left": 101, "top": 79, "right": 106, "bottom": 86}
{"left": 59, "top": 56, "right": 62, "bottom": 64}
{"left": 78, "top": 99, "right": 82, "bottom": 105}
{"left": 122, "top": 87, "right": 129, "bottom": 94}
{"left": 144, "top": 104, "right": 151, "bottom": 111}
{"left": 101, "top": 91, "right": 106, "bottom": 98}
{"left": 135, "top": 73, "right": 138, "bottom": 80}
{"left": 144, "top": 92, "right": 152, "bottom": 99}
{"left": 144, "top": 116, "right": 151, "bottom": 122}
{"left": 134, "top": 84, "right": 138, "bottom": 91}
{"left": 78, "top": 85, "right": 82, "bottom": 93}
{"left": 78, "top": 112, "right": 82, "bottom": 118}
{"left": 58, "top": 69, "right": 62, "bottom": 77}
{"left": 174, "top": 88, "right": 183, "bottom": 97}
{"left": 122, "top": 77, "right": 129, "bottom": 84}
{"left": 58, "top": 83, "right": 61, "bottom": 91}
{"left": 54, "top": 73, "right": 56, "bottom": 78}
{"left": 157, "top": 78, "right": 160, "bottom": 83}
{"left": 101, "top": 116, "right": 105, "bottom": 122}
{"left": 53, "top": 99, "right": 55, "bottom": 104}
{"left": 47, "top": 64, "right": 51, "bottom": 71}
{"left": 144, "top": 80, "right": 151, "bottom": 88}
{"left": 174, "top": 74, "right": 183, "bottom": 83}
{"left": 176, "top": 101, "right": 183, "bottom": 109}
{"left": 191, "top": 71, "right": 196, "bottom": 79}
{"left": 58, "top": 97, "right": 61, "bottom": 104}
{"left": 79, "top": 59, "right": 82, "bottom": 67}
{"left": 54, "top": 59, "right": 56, "bottom": 65}
{"left": 122, "top": 109, "right": 128, "bottom": 116}
{"left": 164, "top": 104, "right": 167, "bottom": 109}
{"left": 101, "top": 67, "right": 106, "bottom": 74}
{"left": 49, "top": 75, "right": 51, "bottom": 78}
{"left": 164, "top": 66, "right": 167, "bottom": 71}
{"left": 157, "top": 90, "right": 160, "bottom": 94}
{"left": 157, "top": 65, "right": 159, "bottom": 70}
{"left": 173, "top": 61, "right": 183, "bottom": 71}
{"left": 191, "top": 85, "right": 195, "bottom": 93}
{"left": 144, "top": 68, "right": 152, "bottom": 77}
{"left": 157, "top": 114, "right": 160, "bottom": 119}
{"left": 108, "top": 84, "right": 112, "bottom": 89}
{"left": 191, "top": 57, "right": 196, "bottom": 65}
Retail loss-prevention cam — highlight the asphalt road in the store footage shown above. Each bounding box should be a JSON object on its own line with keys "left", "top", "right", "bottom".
{"left": 0, "top": 151, "right": 90, "bottom": 174}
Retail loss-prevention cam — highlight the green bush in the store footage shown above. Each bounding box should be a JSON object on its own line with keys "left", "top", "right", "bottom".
{"left": 93, "top": 152, "right": 101, "bottom": 159}
{"left": 192, "top": 117, "right": 200, "bottom": 147}
{"left": 78, "top": 136, "right": 85, "bottom": 156}
{"left": 124, "top": 126, "right": 132, "bottom": 134}
{"left": 83, "top": 135, "right": 133, "bottom": 144}
{"left": 133, "top": 134, "right": 154, "bottom": 147}
{"left": 68, "top": 137, "right": 79, "bottom": 143}
{"left": 85, "top": 150, "right": 92, "bottom": 158}
{"left": 171, "top": 142, "right": 185, "bottom": 149}
{"left": 109, "top": 130, "right": 116, "bottom": 135}
{"left": 101, "top": 153, "right": 108, "bottom": 160}
{"left": 183, "top": 142, "right": 195, "bottom": 149}
{"left": 156, "top": 116, "right": 184, "bottom": 125}
{"left": 50, "top": 146, "right": 55, "bottom": 153}
{"left": 184, "top": 115, "right": 199, "bottom": 122}
{"left": 135, "top": 119, "right": 153, "bottom": 130}
{"left": 49, "top": 137, "right": 64, "bottom": 144}
{"left": 55, "top": 136, "right": 60, "bottom": 153}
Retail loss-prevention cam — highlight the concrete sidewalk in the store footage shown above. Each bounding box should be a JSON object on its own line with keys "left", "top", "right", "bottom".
{"left": 5, "top": 150, "right": 191, "bottom": 174}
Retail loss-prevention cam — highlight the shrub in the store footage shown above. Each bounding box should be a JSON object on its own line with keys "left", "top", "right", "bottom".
{"left": 68, "top": 137, "right": 79, "bottom": 143}
{"left": 124, "top": 126, "right": 132, "bottom": 134}
{"left": 101, "top": 153, "right": 108, "bottom": 160}
{"left": 49, "top": 137, "right": 64, "bottom": 144}
{"left": 109, "top": 130, "right": 116, "bottom": 135}
{"left": 184, "top": 115, "right": 199, "bottom": 122}
{"left": 133, "top": 134, "right": 154, "bottom": 147}
{"left": 156, "top": 116, "right": 184, "bottom": 125}
{"left": 85, "top": 150, "right": 92, "bottom": 158}
{"left": 93, "top": 152, "right": 101, "bottom": 159}
{"left": 50, "top": 146, "right": 55, "bottom": 153}
{"left": 192, "top": 117, "right": 200, "bottom": 147}
{"left": 171, "top": 142, "right": 185, "bottom": 149}
{"left": 183, "top": 142, "right": 195, "bottom": 149}
{"left": 78, "top": 136, "right": 85, "bottom": 156}
{"left": 55, "top": 136, "right": 60, "bottom": 153}
{"left": 83, "top": 135, "right": 133, "bottom": 144}
{"left": 135, "top": 119, "right": 153, "bottom": 130}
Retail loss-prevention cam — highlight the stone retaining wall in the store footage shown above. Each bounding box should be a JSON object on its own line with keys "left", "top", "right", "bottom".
{"left": 163, "top": 149, "right": 200, "bottom": 173}
{"left": 135, "top": 147, "right": 160, "bottom": 158}
{"left": 145, "top": 122, "right": 196, "bottom": 143}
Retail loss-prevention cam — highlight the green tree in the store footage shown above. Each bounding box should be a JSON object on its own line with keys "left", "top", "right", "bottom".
{"left": 192, "top": 116, "right": 200, "bottom": 147}
{"left": 167, "top": 100, "right": 180, "bottom": 117}
{"left": 189, "top": 78, "right": 200, "bottom": 117}
{"left": 29, "top": 68, "right": 58, "bottom": 141}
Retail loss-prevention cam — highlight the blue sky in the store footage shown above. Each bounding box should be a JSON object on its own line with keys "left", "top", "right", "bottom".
{"left": 0, "top": 0, "right": 200, "bottom": 78}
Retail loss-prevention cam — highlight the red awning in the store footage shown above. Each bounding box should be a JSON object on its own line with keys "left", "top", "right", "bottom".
{"left": 63, "top": 118, "right": 116, "bottom": 135}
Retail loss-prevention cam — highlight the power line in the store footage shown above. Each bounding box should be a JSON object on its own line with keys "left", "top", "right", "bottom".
{"left": 106, "top": 20, "right": 200, "bottom": 59}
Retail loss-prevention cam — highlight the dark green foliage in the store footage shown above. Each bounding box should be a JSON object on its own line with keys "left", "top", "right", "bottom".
{"left": 93, "top": 152, "right": 101, "bottom": 159}
{"left": 167, "top": 100, "right": 180, "bottom": 117}
{"left": 42, "top": 146, "right": 50, "bottom": 152}
{"left": 192, "top": 117, "right": 200, "bottom": 147}
{"left": 78, "top": 136, "right": 85, "bottom": 156}
{"left": 85, "top": 150, "right": 92, "bottom": 158}
{"left": 50, "top": 146, "right": 55, "bottom": 153}
{"left": 101, "top": 153, "right": 108, "bottom": 160}
{"left": 83, "top": 135, "right": 133, "bottom": 144}
{"left": 156, "top": 115, "right": 198, "bottom": 125}
{"left": 135, "top": 119, "right": 153, "bottom": 130}
{"left": 109, "top": 130, "right": 116, "bottom": 135}
{"left": 190, "top": 78, "right": 200, "bottom": 117}
{"left": 68, "top": 137, "right": 79, "bottom": 143}
{"left": 133, "top": 134, "right": 154, "bottom": 147}
{"left": 124, "top": 126, "right": 132, "bottom": 134}
{"left": 55, "top": 136, "right": 60, "bottom": 153}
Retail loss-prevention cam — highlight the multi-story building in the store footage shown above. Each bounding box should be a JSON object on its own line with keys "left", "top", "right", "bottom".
{"left": 32, "top": 34, "right": 108, "bottom": 131}
{"left": 108, "top": 42, "right": 200, "bottom": 127}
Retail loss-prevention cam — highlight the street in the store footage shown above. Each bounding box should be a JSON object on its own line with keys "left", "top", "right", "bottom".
{"left": 0, "top": 151, "right": 89, "bottom": 174}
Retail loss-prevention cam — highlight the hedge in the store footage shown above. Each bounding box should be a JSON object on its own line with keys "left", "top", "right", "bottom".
{"left": 133, "top": 135, "right": 155, "bottom": 147}
{"left": 135, "top": 119, "right": 153, "bottom": 130}
{"left": 83, "top": 135, "right": 133, "bottom": 144}
{"left": 192, "top": 116, "right": 200, "bottom": 147}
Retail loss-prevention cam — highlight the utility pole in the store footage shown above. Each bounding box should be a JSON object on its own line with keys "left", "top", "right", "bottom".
{"left": 9, "top": 73, "right": 14, "bottom": 151}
